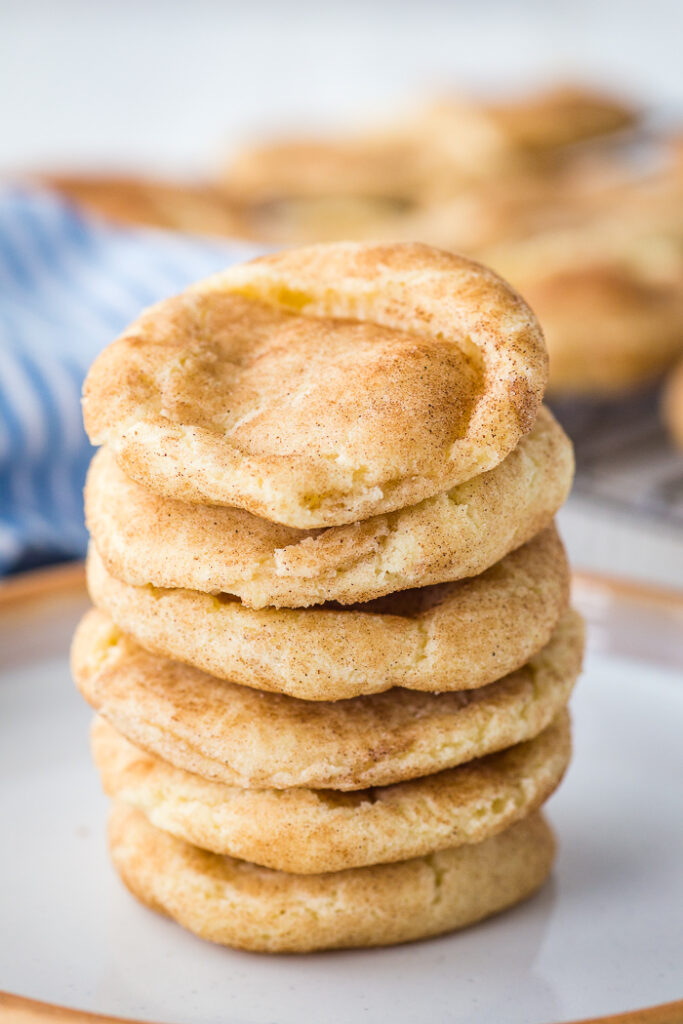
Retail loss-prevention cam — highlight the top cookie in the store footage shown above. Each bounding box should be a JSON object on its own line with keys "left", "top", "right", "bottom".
{"left": 83, "top": 242, "right": 547, "bottom": 528}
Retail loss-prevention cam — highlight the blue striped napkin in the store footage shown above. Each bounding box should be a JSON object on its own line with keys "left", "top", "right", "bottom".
{"left": 0, "top": 188, "right": 264, "bottom": 575}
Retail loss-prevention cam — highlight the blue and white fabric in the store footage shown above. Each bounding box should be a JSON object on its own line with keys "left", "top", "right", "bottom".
{"left": 0, "top": 188, "right": 263, "bottom": 574}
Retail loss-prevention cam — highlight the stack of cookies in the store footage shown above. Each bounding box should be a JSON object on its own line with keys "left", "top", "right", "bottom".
{"left": 72, "top": 242, "right": 583, "bottom": 953}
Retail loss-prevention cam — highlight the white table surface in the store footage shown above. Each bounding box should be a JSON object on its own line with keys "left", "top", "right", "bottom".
{"left": 559, "top": 499, "right": 683, "bottom": 592}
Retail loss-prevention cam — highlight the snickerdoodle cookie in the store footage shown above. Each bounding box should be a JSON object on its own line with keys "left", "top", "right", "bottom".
{"left": 109, "top": 805, "right": 556, "bottom": 953}
{"left": 86, "top": 525, "right": 568, "bottom": 700}
{"left": 93, "top": 711, "right": 569, "bottom": 874}
{"left": 85, "top": 407, "right": 573, "bottom": 609}
{"left": 72, "top": 607, "right": 582, "bottom": 791}
{"left": 83, "top": 243, "right": 548, "bottom": 527}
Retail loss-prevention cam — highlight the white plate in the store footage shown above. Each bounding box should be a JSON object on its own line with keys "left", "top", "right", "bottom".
{"left": 0, "top": 566, "right": 682, "bottom": 1024}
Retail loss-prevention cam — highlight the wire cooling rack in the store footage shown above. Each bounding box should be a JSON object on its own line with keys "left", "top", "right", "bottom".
{"left": 551, "top": 384, "right": 683, "bottom": 529}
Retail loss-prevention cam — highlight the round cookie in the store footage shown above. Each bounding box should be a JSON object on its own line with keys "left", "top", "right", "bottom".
{"left": 518, "top": 267, "right": 683, "bottom": 394}
{"left": 483, "top": 183, "right": 683, "bottom": 394}
{"left": 86, "top": 525, "right": 569, "bottom": 700}
{"left": 86, "top": 407, "right": 573, "bottom": 609}
{"left": 223, "top": 135, "right": 427, "bottom": 205}
{"left": 237, "top": 193, "right": 421, "bottom": 245}
{"left": 222, "top": 86, "right": 636, "bottom": 210}
{"left": 222, "top": 136, "right": 429, "bottom": 244}
{"left": 109, "top": 805, "right": 556, "bottom": 953}
{"left": 410, "top": 86, "right": 636, "bottom": 191}
{"left": 43, "top": 174, "right": 248, "bottom": 237}
{"left": 82, "top": 242, "right": 548, "bottom": 528}
{"left": 93, "top": 711, "right": 570, "bottom": 874}
{"left": 72, "top": 608, "right": 583, "bottom": 791}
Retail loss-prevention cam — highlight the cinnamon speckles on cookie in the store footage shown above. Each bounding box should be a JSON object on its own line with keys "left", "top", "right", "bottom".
{"left": 72, "top": 607, "right": 582, "bottom": 791}
{"left": 83, "top": 243, "right": 547, "bottom": 527}
{"left": 85, "top": 407, "right": 572, "bottom": 609}
{"left": 108, "top": 805, "right": 556, "bottom": 953}
{"left": 86, "top": 525, "right": 569, "bottom": 700}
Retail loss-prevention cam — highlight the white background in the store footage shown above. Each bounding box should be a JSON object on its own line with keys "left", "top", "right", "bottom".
{"left": 2, "top": 0, "right": 682, "bottom": 176}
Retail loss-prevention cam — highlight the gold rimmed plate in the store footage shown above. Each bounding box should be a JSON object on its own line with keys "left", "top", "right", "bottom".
{"left": 0, "top": 564, "right": 681, "bottom": 1024}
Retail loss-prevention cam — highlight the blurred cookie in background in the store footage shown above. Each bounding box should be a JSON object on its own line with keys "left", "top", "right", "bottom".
{"left": 41, "top": 83, "right": 643, "bottom": 254}
{"left": 406, "top": 83, "right": 639, "bottom": 198}
{"left": 384, "top": 154, "right": 636, "bottom": 253}
{"left": 218, "top": 83, "right": 639, "bottom": 244}
{"left": 219, "top": 135, "right": 429, "bottom": 242}
{"left": 479, "top": 165, "right": 683, "bottom": 395}
{"left": 39, "top": 86, "right": 681, "bottom": 408}
{"left": 224, "top": 165, "right": 611, "bottom": 249}
{"left": 41, "top": 174, "right": 247, "bottom": 237}
{"left": 481, "top": 83, "right": 637, "bottom": 154}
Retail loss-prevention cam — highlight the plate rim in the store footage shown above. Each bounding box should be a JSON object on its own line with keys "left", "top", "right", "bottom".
{"left": 1, "top": 561, "right": 681, "bottom": 1024}
{"left": 2, "top": 991, "right": 682, "bottom": 1024}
